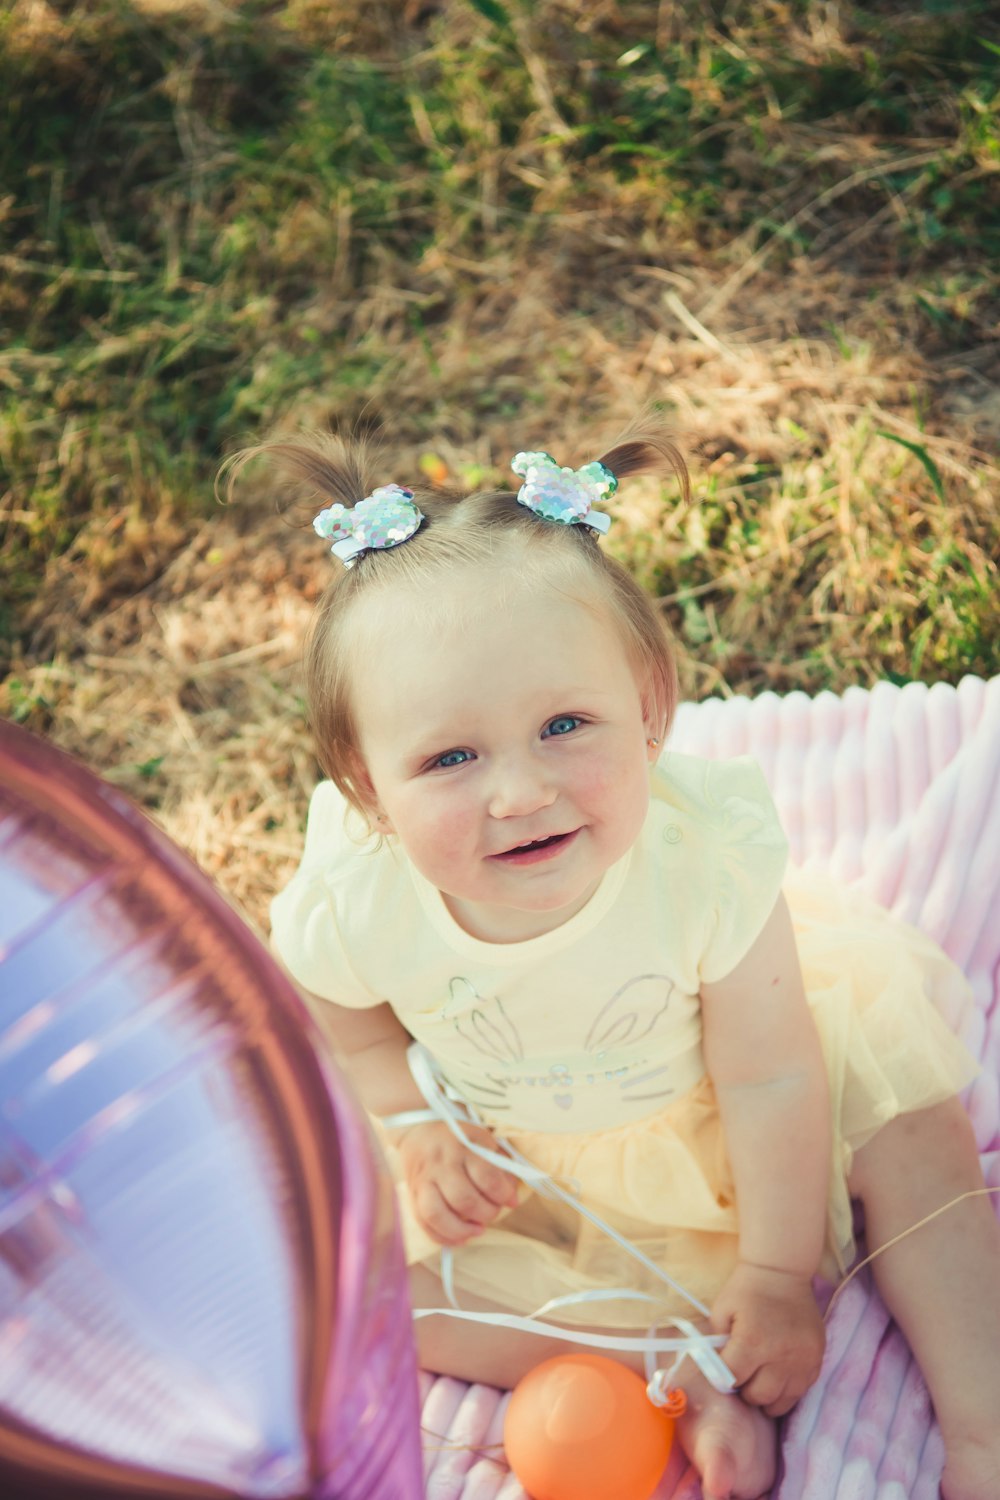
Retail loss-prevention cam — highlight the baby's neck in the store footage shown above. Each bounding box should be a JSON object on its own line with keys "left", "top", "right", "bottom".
{"left": 442, "top": 879, "right": 603, "bottom": 944}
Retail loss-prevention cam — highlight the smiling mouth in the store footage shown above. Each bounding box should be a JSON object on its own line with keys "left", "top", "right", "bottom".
{"left": 511, "top": 834, "right": 564, "bottom": 853}
{"left": 492, "top": 830, "right": 578, "bottom": 862}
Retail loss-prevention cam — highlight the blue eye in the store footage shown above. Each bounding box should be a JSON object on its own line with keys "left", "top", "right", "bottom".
{"left": 434, "top": 748, "right": 474, "bottom": 769}
{"left": 543, "top": 716, "right": 581, "bottom": 738}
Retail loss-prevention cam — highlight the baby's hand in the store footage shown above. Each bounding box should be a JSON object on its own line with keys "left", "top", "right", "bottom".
{"left": 710, "top": 1261, "right": 826, "bottom": 1417}
{"left": 392, "top": 1120, "right": 520, "bottom": 1247}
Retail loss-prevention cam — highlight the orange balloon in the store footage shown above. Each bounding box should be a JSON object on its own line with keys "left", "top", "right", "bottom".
{"left": 504, "top": 1353, "right": 675, "bottom": 1500}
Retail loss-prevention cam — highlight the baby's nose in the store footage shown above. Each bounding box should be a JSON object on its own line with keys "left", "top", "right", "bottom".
{"left": 487, "top": 760, "right": 557, "bottom": 820}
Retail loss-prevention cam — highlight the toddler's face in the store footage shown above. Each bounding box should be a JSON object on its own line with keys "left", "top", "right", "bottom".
{"left": 349, "top": 573, "right": 658, "bottom": 943}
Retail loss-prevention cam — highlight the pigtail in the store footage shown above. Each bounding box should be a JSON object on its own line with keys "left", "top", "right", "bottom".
{"left": 596, "top": 417, "right": 691, "bottom": 502}
{"left": 216, "top": 431, "right": 379, "bottom": 522}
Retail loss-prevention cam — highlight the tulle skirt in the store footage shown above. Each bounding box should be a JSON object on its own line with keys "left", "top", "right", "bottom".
{"left": 392, "top": 871, "right": 979, "bottom": 1325}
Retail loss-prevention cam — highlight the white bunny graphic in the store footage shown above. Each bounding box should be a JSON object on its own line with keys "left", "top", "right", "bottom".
{"left": 438, "top": 972, "right": 677, "bottom": 1117}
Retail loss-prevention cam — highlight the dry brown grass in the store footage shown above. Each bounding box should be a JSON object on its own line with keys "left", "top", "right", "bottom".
{"left": 2, "top": 0, "right": 997, "bottom": 927}
{"left": 8, "top": 270, "right": 995, "bottom": 928}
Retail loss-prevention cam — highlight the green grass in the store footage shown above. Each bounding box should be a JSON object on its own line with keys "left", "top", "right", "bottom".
{"left": 1, "top": 0, "right": 997, "bottom": 688}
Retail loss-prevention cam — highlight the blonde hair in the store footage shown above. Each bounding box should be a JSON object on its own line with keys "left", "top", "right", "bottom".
{"left": 220, "top": 422, "right": 689, "bottom": 816}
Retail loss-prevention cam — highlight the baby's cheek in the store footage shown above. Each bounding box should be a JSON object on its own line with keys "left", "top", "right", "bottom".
{"left": 578, "top": 751, "right": 650, "bottom": 837}
{"left": 575, "top": 752, "right": 640, "bottom": 805}
{"left": 411, "top": 804, "right": 475, "bottom": 866}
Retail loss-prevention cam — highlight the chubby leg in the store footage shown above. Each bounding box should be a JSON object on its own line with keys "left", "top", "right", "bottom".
{"left": 410, "top": 1263, "right": 776, "bottom": 1500}
{"left": 848, "top": 1097, "right": 1000, "bottom": 1500}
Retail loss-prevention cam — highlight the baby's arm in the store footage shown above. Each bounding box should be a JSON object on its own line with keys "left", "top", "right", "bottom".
{"left": 309, "top": 996, "right": 519, "bottom": 1246}
{"left": 700, "top": 893, "right": 829, "bottom": 1415}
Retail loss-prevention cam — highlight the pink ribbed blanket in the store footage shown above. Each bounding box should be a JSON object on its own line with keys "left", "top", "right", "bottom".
{"left": 418, "top": 677, "right": 1000, "bottom": 1500}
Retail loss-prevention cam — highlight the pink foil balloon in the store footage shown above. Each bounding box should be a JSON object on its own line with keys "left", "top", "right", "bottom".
{"left": 0, "top": 721, "right": 423, "bottom": 1499}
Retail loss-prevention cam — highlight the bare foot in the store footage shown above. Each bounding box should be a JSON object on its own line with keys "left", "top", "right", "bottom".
{"left": 678, "top": 1384, "right": 776, "bottom": 1500}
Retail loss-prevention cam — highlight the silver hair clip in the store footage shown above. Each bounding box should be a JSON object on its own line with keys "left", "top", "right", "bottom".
{"left": 313, "top": 484, "right": 424, "bottom": 567}
{"left": 511, "top": 451, "right": 616, "bottom": 535}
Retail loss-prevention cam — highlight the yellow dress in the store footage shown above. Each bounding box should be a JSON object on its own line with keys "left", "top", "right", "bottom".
{"left": 270, "top": 756, "right": 980, "bottom": 1324}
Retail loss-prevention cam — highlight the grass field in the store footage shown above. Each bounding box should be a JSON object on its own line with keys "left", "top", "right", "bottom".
{"left": 1, "top": 0, "right": 997, "bottom": 921}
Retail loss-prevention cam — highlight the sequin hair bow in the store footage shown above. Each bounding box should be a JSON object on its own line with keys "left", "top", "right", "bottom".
{"left": 511, "top": 451, "right": 617, "bottom": 535}
{"left": 312, "top": 483, "right": 424, "bottom": 567}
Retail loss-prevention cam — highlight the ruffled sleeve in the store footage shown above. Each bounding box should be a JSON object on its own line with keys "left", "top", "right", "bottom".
{"left": 696, "top": 756, "right": 789, "bottom": 984}
{"left": 269, "top": 781, "right": 385, "bottom": 1007}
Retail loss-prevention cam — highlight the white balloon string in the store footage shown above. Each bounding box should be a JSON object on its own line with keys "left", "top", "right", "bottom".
{"left": 401, "top": 1042, "right": 737, "bottom": 1394}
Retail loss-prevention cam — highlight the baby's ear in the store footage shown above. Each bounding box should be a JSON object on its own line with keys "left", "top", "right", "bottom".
{"left": 638, "top": 676, "right": 661, "bottom": 737}
{"left": 640, "top": 688, "right": 668, "bottom": 760}
{"left": 348, "top": 754, "right": 394, "bottom": 833}
{"left": 348, "top": 754, "right": 377, "bottom": 809}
